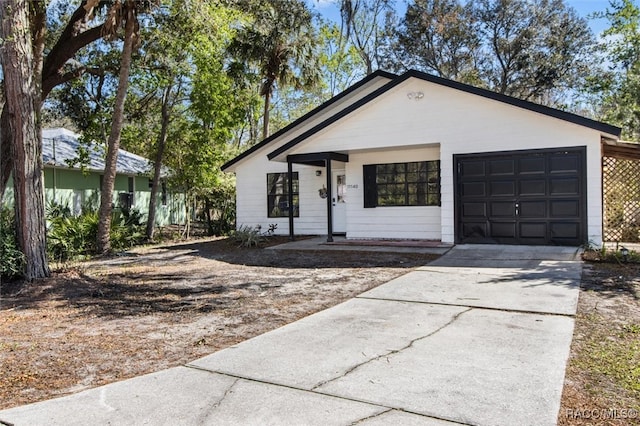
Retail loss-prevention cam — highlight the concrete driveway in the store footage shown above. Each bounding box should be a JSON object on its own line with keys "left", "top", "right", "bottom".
{"left": 0, "top": 245, "right": 581, "bottom": 426}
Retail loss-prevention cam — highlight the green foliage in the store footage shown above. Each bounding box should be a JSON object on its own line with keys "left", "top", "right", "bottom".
{"left": 582, "top": 243, "right": 640, "bottom": 264}
{"left": 203, "top": 175, "right": 237, "bottom": 236}
{"left": 233, "top": 225, "right": 263, "bottom": 247}
{"left": 577, "top": 313, "right": 640, "bottom": 397}
{"left": 109, "top": 208, "right": 146, "bottom": 251}
{"left": 588, "top": 0, "right": 640, "bottom": 140}
{"left": 47, "top": 201, "right": 98, "bottom": 262}
{"left": 46, "top": 201, "right": 145, "bottom": 261}
{"left": 228, "top": 0, "right": 321, "bottom": 138}
{"left": 389, "top": 0, "right": 595, "bottom": 104}
{"left": 0, "top": 207, "right": 26, "bottom": 280}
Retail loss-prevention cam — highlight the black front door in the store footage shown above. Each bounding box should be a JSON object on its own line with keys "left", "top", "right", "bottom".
{"left": 455, "top": 147, "right": 586, "bottom": 246}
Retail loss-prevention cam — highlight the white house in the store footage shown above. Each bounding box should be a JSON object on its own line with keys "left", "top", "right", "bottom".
{"left": 222, "top": 70, "right": 623, "bottom": 246}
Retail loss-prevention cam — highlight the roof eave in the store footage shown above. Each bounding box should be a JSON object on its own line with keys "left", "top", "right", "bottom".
{"left": 221, "top": 70, "right": 398, "bottom": 172}
{"left": 266, "top": 70, "right": 622, "bottom": 160}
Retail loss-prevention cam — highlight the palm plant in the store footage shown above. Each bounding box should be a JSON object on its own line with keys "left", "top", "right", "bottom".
{"left": 228, "top": 0, "right": 321, "bottom": 139}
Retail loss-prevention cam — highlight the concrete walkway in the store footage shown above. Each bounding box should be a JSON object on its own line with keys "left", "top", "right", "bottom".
{"left": 0, "top": 245, "right": 582, "bottom": 426}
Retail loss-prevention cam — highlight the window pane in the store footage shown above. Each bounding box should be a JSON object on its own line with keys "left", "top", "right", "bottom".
{"left": 267, "top": 172, "right": 299, "bottom": 217}
{"left": 369, "top": 160, "right": 440, "bottom": 207}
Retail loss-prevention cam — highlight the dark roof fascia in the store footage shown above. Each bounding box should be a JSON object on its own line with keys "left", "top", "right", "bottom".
{"left": 268, "top": 73, "right": 414, "bottom": 160}
{"left": 267, "top": 70, "right": 622, "bottom": 161}
{"left": 221, "top": 70, "right": 397, "bottom": 171}
{"left": 405, "top": 70, "right": 622, "bottom": 137}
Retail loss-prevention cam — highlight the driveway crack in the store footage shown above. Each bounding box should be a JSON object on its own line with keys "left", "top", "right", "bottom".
{"left": 312, "top": 308, "right": 472, "bottom": 391}
{"left": 348, "top": 408, "right": 393, "bottom": 425}
{"left": 198, "top": 378, "right": 239, "bottom": 421}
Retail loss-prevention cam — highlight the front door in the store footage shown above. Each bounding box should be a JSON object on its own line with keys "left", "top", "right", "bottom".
{"left": 332, "top": 171, "right": 347, "bottom": 233}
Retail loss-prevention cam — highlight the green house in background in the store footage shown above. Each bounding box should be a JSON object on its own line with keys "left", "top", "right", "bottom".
{"left": 3, "top": 128, "right": 186, "bottom": 227}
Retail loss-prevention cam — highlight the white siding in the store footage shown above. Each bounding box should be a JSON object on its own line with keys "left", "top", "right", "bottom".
{"left": 279, "top": 78, "right": 605, "bottom": 244}
{"left": 345, "top": 148, "right": 441, "bottom": 240}
{"left": 234, "top": 158, "right": 328, "bottom": 235}
{"left": 233, "top": 76, "right": 610, "bottom": 244}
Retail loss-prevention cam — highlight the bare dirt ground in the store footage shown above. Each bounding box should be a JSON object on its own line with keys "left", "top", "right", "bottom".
{"left": 2, "top": 238, "right": 639, "bottom": 422}
{"left": 0, "top": 237, "right": 438, "bottom": 410}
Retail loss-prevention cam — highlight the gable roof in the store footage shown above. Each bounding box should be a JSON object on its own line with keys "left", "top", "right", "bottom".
{"left": 42, "top": 128, "right": 153, "bottom": 175}
{"left": 266, "top": 70, "right": 622, "bottom": 161}
{"left": 221, "top": 70, "right": 397, "bottom": 171}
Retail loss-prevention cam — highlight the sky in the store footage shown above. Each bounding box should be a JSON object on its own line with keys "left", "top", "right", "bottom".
{"left": 309, "top": 0, "right": 616, "bottom": 36}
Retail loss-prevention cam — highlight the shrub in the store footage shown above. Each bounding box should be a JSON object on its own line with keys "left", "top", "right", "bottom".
{"left": 0, "top": 207, "right": 25, "bottom": 279}
{"left": 110, "top": 208, "right": 145, "bottom": 251}
{"left": 47, "top": 202, "right": 99, "bottom": 262}
{"left": 46, "top": 201, "right": 146, "bottom": 261}
{"left": 233, "top": 225, "right": 263, "bottom": 247}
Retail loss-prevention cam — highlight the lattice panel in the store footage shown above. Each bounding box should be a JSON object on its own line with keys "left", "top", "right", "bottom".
{"left": 603, "top": 156, "right": 640, "bottom": 242}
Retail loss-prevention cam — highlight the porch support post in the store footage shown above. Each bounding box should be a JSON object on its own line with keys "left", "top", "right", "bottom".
{"left": 287, "top": 158, "right": 295, "bottom": 241}
{"left": 326, "top": 158, "right": 333, "bottom": 242}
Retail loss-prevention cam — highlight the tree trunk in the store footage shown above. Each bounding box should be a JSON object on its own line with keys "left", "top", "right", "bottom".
{"left": 0, "top": 107, "right": 12, "bottom": 200}
{"left": 145, "top": 85, "right": 172, "bottom": 241}
{"left": 1, "top": 0, "right": 50, "bottom": 280}
{"left": 262, "top": 90, "right": 271, "bottom": 140}
{"left": 96, "top": 3, "right": 137, "bottom": 254}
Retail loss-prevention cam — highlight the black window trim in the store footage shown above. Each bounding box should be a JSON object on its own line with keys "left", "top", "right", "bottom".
{"left": 267, "top": 172, "right": 300, "bottom": 218}
{"left": 363, "top": 160, "right": 441, "bottom": 208}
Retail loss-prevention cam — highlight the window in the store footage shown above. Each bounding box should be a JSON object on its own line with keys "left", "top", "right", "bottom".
{"left": 267, "top": 172, "right": 299, "bottom": 218}
{"left": 363, "top": 161, "right": 440, "bottom": 208}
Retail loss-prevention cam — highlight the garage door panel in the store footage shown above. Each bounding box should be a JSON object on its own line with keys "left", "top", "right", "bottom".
{"left": 519, "top": 222, "right": 547, "bottom": 239}
{"left": 519, "top": 157, "right": 546, "bottom": 174}
{"left": 489, "top": 159, "right": 515, "bottom": 176}
{"left": 491, "top": 222, "right": 516, "bottom": 238}
{"left": 462, "top": 222, "right": 488, "bottom": 238}
{"left": 462, "top": 161, "right": 486, "bottom": 177}
{"left": 519, "top": 180, "right": 546, "bottom": 196}
{"left": 456, "top": 147, "right": 585, "bottom": 246}
{"left": 490, "top": 201, "right": 515, "bottom": 217}
{"left": 550, "top": 155, "right": 580, "bottom": 173}
{"left": 490, "top": 181, "right": 515, "bottom": 196}
{"left": 463, "top": 202, "right": 487, "bottom": 217}
{"left": 550, "top": 200, "right": 579, "bottom": 218}
{"left": 462, "top": 182, "right": 486, "bottom": 197}
{"left": 520, "top": 201, "right": 546, "bottom": 218}
{"left": 550, "top": 222, "right": 580, "bottom": 240}
{"left": 550, "top": 178, "right": 579, "bottom": 195}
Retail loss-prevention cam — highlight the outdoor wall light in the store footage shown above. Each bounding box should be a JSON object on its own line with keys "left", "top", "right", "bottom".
{"left": 316, "top": 170, "right": 322, "bottom": 176}
{"left": 407, "top": 91, "right": 424, "bottom": 100}
{"left": 621, "top": 246, "right": 630, "bottom": 262}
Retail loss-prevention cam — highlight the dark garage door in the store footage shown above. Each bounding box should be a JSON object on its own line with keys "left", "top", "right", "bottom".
{"left": 455, "top": 147, "right": 586, "bottom": 246}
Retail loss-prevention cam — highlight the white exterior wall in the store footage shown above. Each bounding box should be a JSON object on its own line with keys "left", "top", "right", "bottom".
{"left": 281, "top": 78, "right": 606, "bottom": 244}
{"left": 229, "top": 75, "right": 394, "bottom": 235}
{"left": 345, "top": 147, "right": 441, "bottom": 239}
{"left": 234, "top": 157, "right": 328, "bottom": 235}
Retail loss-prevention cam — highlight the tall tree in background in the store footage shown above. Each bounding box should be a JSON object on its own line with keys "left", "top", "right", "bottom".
{"left": 588, "top": 0, "right": 640, "bottom": 140}
{"left": 1, "top": 0, "right": 50, "bottom": 280}
{"left": 339, "top": 0, "right": 395, "bottom": 74}
{"left": 1, "top": 0, "right": 160, "bottom": 277}
{"left": 228, "top": 0, "right": 320, "bottom": 139}
{"left": 389, "top": 0, "right": 480, "bottom": 83}
{"left": 96, "top": 0, "right": 158, "bottom": 254}
{"left": 475, "top": 0, "right": 593, "bottom": 103}
{"left": 390, "top": 0, "right": 594, "bottom": 106}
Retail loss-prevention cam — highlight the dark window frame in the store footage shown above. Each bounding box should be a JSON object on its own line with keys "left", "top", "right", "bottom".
{"left": 364, "top": 160, "right": 441, "bottom": 208}
{"left": 267, "top": 172, "right": 299, "bottom": 218}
